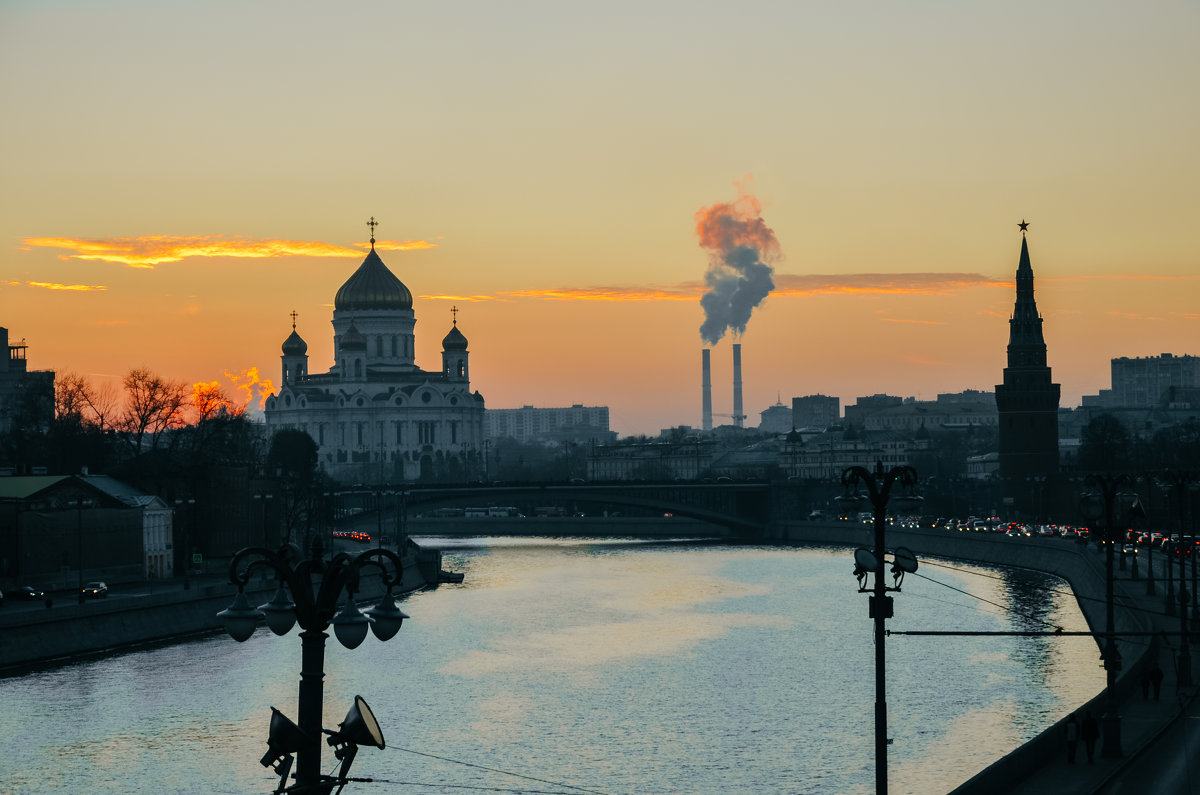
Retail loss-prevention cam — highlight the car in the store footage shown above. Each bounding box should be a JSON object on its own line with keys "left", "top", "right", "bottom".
{"left": 13, "top": 585, "right": 45, "bottom": 600}
{"left": 81, "top": 581, "right": 108, "bottom": 599}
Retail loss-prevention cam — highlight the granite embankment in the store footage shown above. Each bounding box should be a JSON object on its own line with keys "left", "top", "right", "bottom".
{"left": 405, "top": 515, "right": 720, "bottom": 537}
{"left": 770, "top": 520, "right": 1177, "bottom": 795}
{"left": 0, "top": 545, "right": 442, "bottom": 671}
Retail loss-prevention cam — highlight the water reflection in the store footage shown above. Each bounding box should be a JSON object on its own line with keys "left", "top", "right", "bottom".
{"left": 0, "top": 540, "right": 1104, "bottom": 795}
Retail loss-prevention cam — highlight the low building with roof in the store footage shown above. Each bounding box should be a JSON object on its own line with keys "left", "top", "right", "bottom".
{"left": 0, "top": 474, "right": 147, "bottom": 589}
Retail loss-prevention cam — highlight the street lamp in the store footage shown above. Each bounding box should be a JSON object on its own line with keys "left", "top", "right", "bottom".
{"left": 217, "top": 544, "right": 408, "bottom": 793}
{"left": 1157, "top": 470, "right": 1197, "bottom": 685}
{"left": 1079, "top": 474, "right": 1142, "bottom": 757}
{"left": 74, "top": 497, "right": 94, "bottom": 604}
{"left": 254, "top": 491, "right": 275, "bottom": 550}
{"left": 173, "top": 498, "right": 195, "bottom": 590}
{"left": 842, "top": 460, "right": 920, "bottom": 795}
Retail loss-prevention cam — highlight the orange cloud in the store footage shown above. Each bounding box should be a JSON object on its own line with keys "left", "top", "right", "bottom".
{"left": 22, "top": 235, "right": 435, "bottom": 268}
{"left": 490, "top": 273, "right": 1004, "bottom": 303}
{"left": 881, "top": 317, "right": 946, "bottom": 325}
{"left": 774, "top": 273, "right": 1006, "bottom": 297}
{"left": 498, "top": 285, "right": 700, "bottom": 302}
{"left": 16, "top": 280, "right": 108, "bottom": 291}
{"left": 357, "top": 239, "right": 437, "bottom": 252}
{"left": 225, "top": 367, "right": 276, "bottom": 410}
{"left": 418, "top": 294, "right": 504, "bottom": 302}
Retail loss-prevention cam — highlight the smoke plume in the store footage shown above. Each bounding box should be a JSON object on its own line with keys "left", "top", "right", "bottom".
{"left": 695, "top": 187, "right": 780, "bottom": 345}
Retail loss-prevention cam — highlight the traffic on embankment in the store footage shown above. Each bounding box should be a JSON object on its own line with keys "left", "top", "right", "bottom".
{"left": 770, "top": 518, "right": 1200, "bottom": 795}
{"left": 0, "top": 541, "right": 448, "bottom": 672}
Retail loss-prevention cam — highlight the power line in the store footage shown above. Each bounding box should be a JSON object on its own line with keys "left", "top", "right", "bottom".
{"left": 388, "top": 745, "right": 618, "bottom": 795}
{"left": 359, "top": 779, "right": 596, "bottom": 794}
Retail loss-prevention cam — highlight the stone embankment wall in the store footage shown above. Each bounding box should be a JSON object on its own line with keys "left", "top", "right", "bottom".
{"left": 0, "top": 547, "right": 436, "bottom": 671}
{"left": 407, "top": 515, "right": 718, "bottom": 537}
{"left": 770, "top": 520, "right": 1153, "bottom": 795}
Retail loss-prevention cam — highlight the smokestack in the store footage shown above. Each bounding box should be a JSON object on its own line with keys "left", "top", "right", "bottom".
{"left": 732, "top": 343, "right": 744, "bottom": 429}
{"left": 702, "top": 349, "right": 713, "bottom": 431}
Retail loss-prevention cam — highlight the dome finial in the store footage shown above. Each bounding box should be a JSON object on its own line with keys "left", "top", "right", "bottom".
{"left": 367, "top": 216, "right": 378, "bottom": 249}
{"left": 451, "top": 304, "right": 459, "bottom": 326}
{"left": 290, "top": 309, "right": 298, "bottom": 331}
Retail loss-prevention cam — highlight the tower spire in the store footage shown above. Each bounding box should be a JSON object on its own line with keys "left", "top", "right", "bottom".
{"left": 995, "top": 221, "right": 1060, "bottom": 488}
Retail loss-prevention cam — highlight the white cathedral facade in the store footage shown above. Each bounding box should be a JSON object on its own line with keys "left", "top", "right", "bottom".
{"left": 263, "top": 232, "right": 485, "bottom": 483}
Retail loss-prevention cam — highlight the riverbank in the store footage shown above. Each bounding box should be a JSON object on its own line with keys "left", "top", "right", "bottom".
{"left": 771, "top": 520, "right": 1200, "bottom": 794}
{"left": 0, "top": 543, "right": 443, "bottom": 673}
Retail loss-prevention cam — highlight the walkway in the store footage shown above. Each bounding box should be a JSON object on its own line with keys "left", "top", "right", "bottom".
{"left": 978, "top": 551, "right": 1200, "bottom": 795}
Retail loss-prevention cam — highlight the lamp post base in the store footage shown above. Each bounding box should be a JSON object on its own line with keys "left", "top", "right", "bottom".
{"left": 1101, "top": 713, "right": 1123, "bottom": 758}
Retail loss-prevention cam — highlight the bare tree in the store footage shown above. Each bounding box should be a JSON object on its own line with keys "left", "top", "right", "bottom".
{"left": 120, "top": 367, "right": 189, "bottom": 454}
{"left": 55, "top": 372, "right": 91, "bottom": 425}
{"left": 55, "top": 373, "right": 121, "bottom": 431}
{"left": 191, "top": 381, "right": 246, "bottom": 424}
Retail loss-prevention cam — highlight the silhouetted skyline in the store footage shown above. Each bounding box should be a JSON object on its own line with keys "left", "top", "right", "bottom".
{"left": 2, "top": 2, "right": 1196, "bottom": 434}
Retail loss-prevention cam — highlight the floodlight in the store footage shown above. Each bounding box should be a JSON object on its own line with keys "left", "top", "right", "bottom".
{"left": 335, "top": 696, "right": 386, "bottom": 750}
{"left": 892, "top": 547, "right": 918, "bottom": 574}
{"left": 260, "top": 706, "right": 311, "bottom": 769}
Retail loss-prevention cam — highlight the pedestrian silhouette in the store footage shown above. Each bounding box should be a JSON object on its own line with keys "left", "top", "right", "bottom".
{"left": 1150, "top": 661, "right": 1163, "bottom": 700}
{"left": 1064, "top": 713, "right": 1080, "bottom": 764}
{"left": 1081, "top": 711, "right": 1100, "bottom": 763}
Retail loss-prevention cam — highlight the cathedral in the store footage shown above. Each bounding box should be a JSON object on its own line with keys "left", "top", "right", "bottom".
{"left": 263, "top": 222, "right": 485, "bottom": 483}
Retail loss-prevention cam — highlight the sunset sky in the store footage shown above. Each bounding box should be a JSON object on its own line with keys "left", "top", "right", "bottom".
{"left": 2, "top": 1, "right": 1197, "bottom": 435}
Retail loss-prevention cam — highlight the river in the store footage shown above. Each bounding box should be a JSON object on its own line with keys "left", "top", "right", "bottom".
{"left": 0, "top": 538, "right": 1103, "bottom": 794}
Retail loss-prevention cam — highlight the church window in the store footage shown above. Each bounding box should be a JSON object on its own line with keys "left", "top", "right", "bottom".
{"left": 457, "top": 360, "right": 465, "bottom": 377}
{"left": 355, "top": 360, "right": 363, "bottom": 378}
{"left": 395, "top": 422, "right": 403, "bottom": 444}
{"left": 422, "top": 392, "right": 432, "bottom": 403}
{"left": 356, "top": 422, "right": 365, "bottom": 445}
{"left": 376, "top": 337, "right": 383, "bottom": 356}
{"left": 318, "top": 424, "right": 325, "bottom": 444}
{"left": 389, "top": 336, "right": 395, "bottom": 356}
{"left": 450, "top": 421, "right": 458, "bottom": 444}
{"left": 356, "top": 397, "right": 365, "bottom": 407}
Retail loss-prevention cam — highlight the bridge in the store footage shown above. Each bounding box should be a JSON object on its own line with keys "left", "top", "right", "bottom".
{"left": 335, "top": 480, "right": 779, "bottom": 538}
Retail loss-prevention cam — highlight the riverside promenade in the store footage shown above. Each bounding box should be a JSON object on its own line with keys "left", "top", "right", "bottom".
{"left": 0, "top": 540, "right": 443, "bottom": 672}
{"left": 772, "top": 521, "right": 1200, "bottom": 795}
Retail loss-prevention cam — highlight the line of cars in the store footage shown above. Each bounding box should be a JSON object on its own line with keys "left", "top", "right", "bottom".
{"left": 332, "top": 530, "right": 372, "bottom": 543}
{"left": 0, "top": 581, "right": 107, "bottom": 607}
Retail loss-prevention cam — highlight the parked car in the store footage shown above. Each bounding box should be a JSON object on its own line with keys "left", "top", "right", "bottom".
{"left": 81, "top": 581, "right": 108, "bottom": 599}
{"left": 13, "top": 585, "right": 45, "bottom": 600}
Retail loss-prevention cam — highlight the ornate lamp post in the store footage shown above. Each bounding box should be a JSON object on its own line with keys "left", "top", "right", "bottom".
{"left": 843, "top": 461, "right": 919, "bottom": 795}
{"left": 1079, "top": 474, "right": 1143, "bottom": 757}
{"left": 217, "top": 545, "right": 408, "bottom": 794}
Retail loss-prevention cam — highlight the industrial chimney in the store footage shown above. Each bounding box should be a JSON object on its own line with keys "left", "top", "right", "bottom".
{"left": 732, "top": 343, "right": 744, "bottom": 429}
{"left": 701, "top": 349, "right": 713, "bottom": 431}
